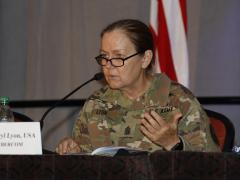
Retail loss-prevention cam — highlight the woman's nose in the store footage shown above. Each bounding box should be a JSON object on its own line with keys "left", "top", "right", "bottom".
{"left": 105, "top": 60, "right": 114, "bottom": 69}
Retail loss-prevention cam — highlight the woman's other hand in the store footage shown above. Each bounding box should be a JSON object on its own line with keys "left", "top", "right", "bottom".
{"left": 140, "top": 110, "right": 182, "bottom": 150}
{"left": 55, "top": 137, "right": 81, "bottom": 155}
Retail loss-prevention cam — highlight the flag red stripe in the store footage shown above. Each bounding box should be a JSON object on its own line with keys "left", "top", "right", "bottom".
{"left": 157, "top": 0, "right": 178, "bottom": 81}
{"left": 179, "top": 0, "right": 187, "bottom": 33}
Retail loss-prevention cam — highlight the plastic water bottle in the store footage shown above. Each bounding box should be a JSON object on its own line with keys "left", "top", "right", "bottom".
{"left": 0, "top": 96, "right": 14, "bottom": 122}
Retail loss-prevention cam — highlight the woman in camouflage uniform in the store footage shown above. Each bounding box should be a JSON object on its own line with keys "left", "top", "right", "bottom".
{"left": 56, "top": 19, "right": 220, "bottom": 155}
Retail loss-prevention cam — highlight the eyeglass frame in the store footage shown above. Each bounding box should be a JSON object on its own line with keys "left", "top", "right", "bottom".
{"left": 95, "top": 51, "right": 143, "bottom": 67}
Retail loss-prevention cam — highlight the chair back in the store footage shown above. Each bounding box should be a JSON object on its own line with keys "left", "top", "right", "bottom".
{"left": 205, "top": 109, "right": 235, "bottom": 152}
{"left": 13, "top": 111, "right": 33, "bottom": 122}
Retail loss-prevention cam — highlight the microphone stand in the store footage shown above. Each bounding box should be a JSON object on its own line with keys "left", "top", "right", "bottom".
{"left": 39, "top": 72, "right": 103, "bottom": 130}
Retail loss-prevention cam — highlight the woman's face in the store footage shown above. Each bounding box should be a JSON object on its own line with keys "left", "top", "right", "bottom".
{"left": 100, "top": 30, "right": 148, "bottom": 91}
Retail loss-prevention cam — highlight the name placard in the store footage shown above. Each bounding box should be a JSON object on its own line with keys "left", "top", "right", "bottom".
{"left": 0, "top": 122, "right": 42, "bottom": 155}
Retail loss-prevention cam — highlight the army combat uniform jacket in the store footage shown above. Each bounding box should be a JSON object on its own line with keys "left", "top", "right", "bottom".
{"left": 72, "top": 73, "right": 220, "bottom": 152}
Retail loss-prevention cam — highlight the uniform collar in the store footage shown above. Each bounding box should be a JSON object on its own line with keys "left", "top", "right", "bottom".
{"left": 102, "top": 73, "right": 171, "bottom": 110}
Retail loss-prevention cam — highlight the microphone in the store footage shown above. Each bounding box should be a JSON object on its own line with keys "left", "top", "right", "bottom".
{"left": 39, "top": 72, "right": 104, "bottom": 130}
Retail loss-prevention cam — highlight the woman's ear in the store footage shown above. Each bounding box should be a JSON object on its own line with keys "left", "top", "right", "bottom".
{"left": 141, "top": 50, "right": 153, "bottom": 69}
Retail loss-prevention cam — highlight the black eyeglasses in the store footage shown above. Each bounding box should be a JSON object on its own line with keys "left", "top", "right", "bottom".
{"left": 95, "top": 52, "right": 142, "bottom": 67}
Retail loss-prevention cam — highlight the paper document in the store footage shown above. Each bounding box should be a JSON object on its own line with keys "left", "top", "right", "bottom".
{"left": 91, "top": 146, "right": 148, "bottom": 157}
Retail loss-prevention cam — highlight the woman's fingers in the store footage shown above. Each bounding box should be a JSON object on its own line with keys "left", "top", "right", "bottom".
{"left": 149, "top": 110, "right": 166, "bottom": 126}
{"left": 56, "top": 138, "right": 80, "bottom": 155}
{"left": 140, "top": 110, "right": 182, "bottom": 149}
{"left": 142, "top": 111, "right": 163, "bottom": 128}
{"left": 141, "top": 118, "right": 156, "bottom": 133}
{"left": 171, "top": 112, "right": 182, "bottom": 127}
{"left": 140, "top": 124, "right": 155, "bottom": 140}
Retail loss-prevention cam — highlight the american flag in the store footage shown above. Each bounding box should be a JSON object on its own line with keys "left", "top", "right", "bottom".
{"left": 150, "top": 0, "right": 189, "bottom": 87}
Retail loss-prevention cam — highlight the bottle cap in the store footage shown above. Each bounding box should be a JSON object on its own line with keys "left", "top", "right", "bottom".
{"left": 0, "top": 97, "right": 10, "bottom": 105}
{"left": 232, "top": 146, "right": 240, "bottom": 154}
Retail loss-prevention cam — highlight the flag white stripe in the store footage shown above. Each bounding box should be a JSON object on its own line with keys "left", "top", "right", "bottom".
{"left": 150, "top": 0, "right": 161, "bottom": 73}
{"left": 162, "top": 0, "right": 189, "bottom": 87}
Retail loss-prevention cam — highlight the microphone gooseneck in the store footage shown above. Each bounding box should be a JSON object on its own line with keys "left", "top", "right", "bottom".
{"left": 40, "top": 72, "right": 104, "bottom": 130}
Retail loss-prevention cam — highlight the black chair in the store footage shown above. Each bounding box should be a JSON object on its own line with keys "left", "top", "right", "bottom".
{"left": 13, "top": 111, "right": 33, "bottom": 122}
{"left": 205, "top": 109, "right": 235, "bottom": 152}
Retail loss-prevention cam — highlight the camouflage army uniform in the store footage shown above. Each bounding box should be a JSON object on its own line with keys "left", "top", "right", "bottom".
{"left": 72, "top": 73, "right": 220, "bottom": 153}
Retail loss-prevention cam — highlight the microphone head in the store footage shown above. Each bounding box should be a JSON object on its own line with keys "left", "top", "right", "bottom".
{"left": 94, "top": 72, "right": 104, "bottom": 81}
